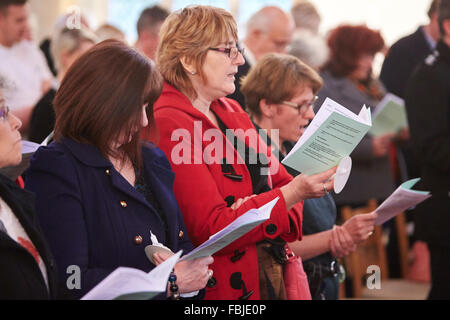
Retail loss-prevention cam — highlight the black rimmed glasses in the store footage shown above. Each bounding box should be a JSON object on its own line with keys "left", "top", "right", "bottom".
{"left": 208, "top": 47, "right": 245, "bottom": 60}
{"left": 281, "top": 96, "right": 318, "bottom": 115}
{"left": 0, "top": 105, "right": 10, "bottom": 121}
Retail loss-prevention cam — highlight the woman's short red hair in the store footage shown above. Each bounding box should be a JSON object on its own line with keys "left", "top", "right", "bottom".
{"left": 325, "top": 25, "right": 385, "bottom": 77}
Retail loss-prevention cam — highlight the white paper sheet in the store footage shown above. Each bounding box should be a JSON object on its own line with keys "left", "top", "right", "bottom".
{"left": 374, "top": 178, "right": 431, "bottom": 225}
{"left": 284, "top": 97, "right": 371, "bottom": 164}
{"left": 180, "top": 198, "right": 279, "bottom": 261}
{"left": 81, "top": 250, "right": 182, "bottom": 300}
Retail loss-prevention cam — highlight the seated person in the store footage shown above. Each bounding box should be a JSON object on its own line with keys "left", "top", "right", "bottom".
{"left": 25, "top": 40, "right": 213, "bottom": 299}
{"left": 29, "top": 27, "right": 97, "bottom": 144}
{"left": 0, "top": 80, "right": 58, "bottom": 300}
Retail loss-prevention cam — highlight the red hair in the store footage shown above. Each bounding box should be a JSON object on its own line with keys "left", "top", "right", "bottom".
{"left": 325, "top": 25, "right": 384, "bottom": 77}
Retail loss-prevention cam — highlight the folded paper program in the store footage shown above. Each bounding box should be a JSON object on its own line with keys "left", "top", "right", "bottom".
{"left": 374, "top": 178, "right": 431, "bottom": 225}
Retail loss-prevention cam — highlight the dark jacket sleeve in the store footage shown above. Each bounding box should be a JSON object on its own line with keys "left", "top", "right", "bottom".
{"left": 405, "top": 67, "right": 450, "bottom": 174}
{"left": 25, "top": 147, "right": 114, "bottom": 299}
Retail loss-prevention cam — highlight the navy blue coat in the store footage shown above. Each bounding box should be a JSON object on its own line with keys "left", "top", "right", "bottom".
{"left": 25, "top": 138, "right": 194, "bottom": 299}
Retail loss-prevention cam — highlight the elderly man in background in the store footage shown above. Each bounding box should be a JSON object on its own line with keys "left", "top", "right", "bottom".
{"left": 0, "top": 0, "right": 53, "bottom": 135}
{"left": 134, "top": 5, "right": 169, "bottom": 60}
{"left": 289, "top": 0, "right": 329, "bottom": 70}
{"left": 227, "top": 6, "right": 295, "bottom": 108}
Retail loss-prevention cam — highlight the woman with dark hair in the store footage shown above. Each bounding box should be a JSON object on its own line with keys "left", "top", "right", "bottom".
{"left": 25, "top": 40, "right": 213, "bottom": 299}
{"left": 317, "top": 25, "right": 396, "bottom": 211}
{"left": 0, "top": 80, "right": 58, "bottom": 299}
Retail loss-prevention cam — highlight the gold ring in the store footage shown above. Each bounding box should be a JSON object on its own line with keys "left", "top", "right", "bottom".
{"left": 207, "top": 269, "right": 214, "bottom": 279}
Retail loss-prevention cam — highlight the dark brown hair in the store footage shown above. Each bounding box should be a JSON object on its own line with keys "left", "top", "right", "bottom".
{"left": 324, "top": 25, "right": 384, "bottom": 78}
{"left": 429, "top": 0, "right": 440, "bottom": 18}
{"left": 137, "top": 5, "right": 169, "bottom": 35}
{"left": 0, "top": 0, "right": 27, "bottom": 14}
{"left": 439, "top": 0, "right": 450, "bottom": 34}
{"left": 53, "top": 40, "right": 163, "bottom": 169}
{"left": 241, "top": 53, "right": 323, "bottom": 120}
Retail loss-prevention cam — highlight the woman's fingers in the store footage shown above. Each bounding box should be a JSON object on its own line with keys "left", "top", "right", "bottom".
{"left": 331, "top": 227, "right": 346, "bottom": 257}
{"left": 153, "top": 251, "right": 174, "bottom": 265}
{"left": 336, "top": 227, "right": 354, "bottom": 256}
{"left": 313, "top": 166, "right": 338, "bottom": 183}
{"left": 231, "top": 195, "right": 258, "bottom": 210}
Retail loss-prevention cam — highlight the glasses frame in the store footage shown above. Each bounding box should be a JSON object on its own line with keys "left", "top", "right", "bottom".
{"left": 0, "top": 105, "right": 10, "bottom": 121}
{"left": 281, "top": 96, "right": 318, "bottom": 115}
{"left": 208, "top": 47, "right": 245, "bottom": 60}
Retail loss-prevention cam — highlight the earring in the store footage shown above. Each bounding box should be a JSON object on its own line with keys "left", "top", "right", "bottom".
{"left": 191, "top": 71, "right": 196, "bottom": 75}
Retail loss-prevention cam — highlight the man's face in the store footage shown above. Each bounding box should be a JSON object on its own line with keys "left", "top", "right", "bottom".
{"left": 260, "top": 23, "right": 293, "bottom": 54}
{"left": 0, "top": 4, "right": 29, "bottom": 47}
{"left": 252, "top": 18, "right": 294, "bottom": 61}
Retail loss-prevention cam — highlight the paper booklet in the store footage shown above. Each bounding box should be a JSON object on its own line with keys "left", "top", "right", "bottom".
{"left": 369, "top": 93, "right": 408, "bottom": 137}
{"left": 81, "top": 251, "right": 183, "bottom": 300}
{"left": 282, "top": 97, "right": 372, "bottom": 176}
{"left": 82, "top": 198, "right": 279, "bottom": 300}
{"left": 179, "top": 197, "right": 279, "bottom": 261}
{"left": 374, "top": 178, "right": 431, "bottom": 226}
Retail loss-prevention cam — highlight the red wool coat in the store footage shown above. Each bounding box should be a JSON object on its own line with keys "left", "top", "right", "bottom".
{"left": 145, "top": 82, "right": 303, "bottom": 300}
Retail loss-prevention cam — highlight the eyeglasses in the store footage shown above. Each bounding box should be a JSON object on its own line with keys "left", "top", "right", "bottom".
{"left": 0, "top": 105, "right": 10, "bottom": 121}
{"left": 281, "top": 96, "right": 318, "bottom": 115}
{"left": 208, "top": 47, "right": 245, "bottom": 60}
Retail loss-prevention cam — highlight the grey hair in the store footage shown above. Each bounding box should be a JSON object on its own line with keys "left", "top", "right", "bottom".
{"left": 51, "top": 27, "right": 98, "bottom": 72}
{"left": 246, "top": 6, "right": 291, "bottom": 35}
{"left": 288, "top": 30, "right": 329, "bottom": 70}
{"left": 291, "top": 0, "right": 321, "bottom": 34}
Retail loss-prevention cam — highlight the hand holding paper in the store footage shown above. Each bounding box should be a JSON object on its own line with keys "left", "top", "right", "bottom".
{"left": 81, "top": 251, "right": 183, "bottom": 300}
{"left": 282, "top": 97, "right": 371, "bottom": 194}
{"left": 180, "top": 197, "right": 279, "bottom": 261}
{"left": 374, "top": 178, "right": 431, "bottom": 225}
{"left": 369, "top": 93, "right": 408, "bottom": 137}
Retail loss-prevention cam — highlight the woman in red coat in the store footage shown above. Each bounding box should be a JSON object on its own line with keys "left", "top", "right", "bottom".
{"left": 146, "top": 5, "right": 335, "bottom": 300}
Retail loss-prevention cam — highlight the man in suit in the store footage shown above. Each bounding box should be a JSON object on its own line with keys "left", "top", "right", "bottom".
{"left": 404, "top": 0, "right": 450, "bottom": 299}
{"left": 227, "top": 6, "right": 295, "bottom": 109}
{"left": 379, "top": 0, "right": 441, "bottom": 208}
{"left": 380, "top": 0, "right": 440, "bottom": 99}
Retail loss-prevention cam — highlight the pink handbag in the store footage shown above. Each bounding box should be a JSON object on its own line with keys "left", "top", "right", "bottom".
{"left": 284, "top": 245, "right": 312, "bottom": 300}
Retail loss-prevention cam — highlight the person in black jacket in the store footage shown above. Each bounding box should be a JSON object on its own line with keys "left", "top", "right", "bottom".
{"left": 379, "top": 0, "right": 441, "bottom": 192}
{"left": 0, "top": 82, "right": 58, "bottom": 300}
{"left": 404, "top": 0, "right": 450, "bottom": 300}
{"left": 380, "top": 0, "right": 440, "bottom": 99}
{"left": 29, "top": 27, "right": 96, "bottom": 144}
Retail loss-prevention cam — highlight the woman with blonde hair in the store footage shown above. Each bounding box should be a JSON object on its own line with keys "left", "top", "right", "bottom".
{"left": 145, "top": 5, "right": 336, "bottom": 300}
{"left": 241, "top": 53, "right": 377, "bottom": 300}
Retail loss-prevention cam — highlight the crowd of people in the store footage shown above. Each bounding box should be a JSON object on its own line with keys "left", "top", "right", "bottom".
{"left": 0, "top": 0, "right": 449, "bottom": 300}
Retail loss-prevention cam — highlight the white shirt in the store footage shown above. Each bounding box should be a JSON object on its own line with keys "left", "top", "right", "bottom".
{"left": 0, "top": 196, "right": 49, "bottom": 290}
{"left": 0, "top": 40, "right": 53, "bottom": 111}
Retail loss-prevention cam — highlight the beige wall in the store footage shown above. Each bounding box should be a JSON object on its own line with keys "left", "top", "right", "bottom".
{"left": 29, "top": 0, "right": 109, "bottom": 43}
